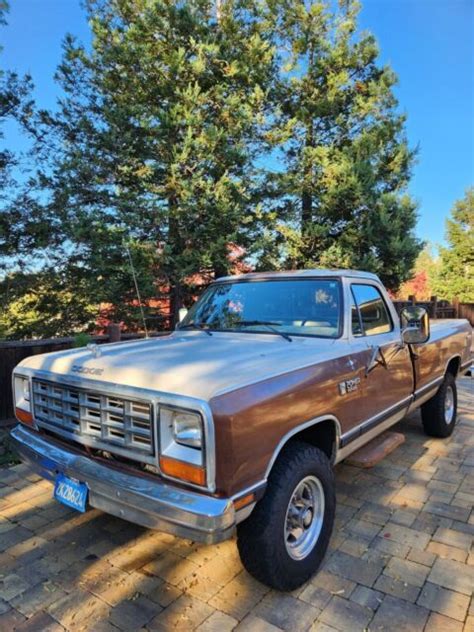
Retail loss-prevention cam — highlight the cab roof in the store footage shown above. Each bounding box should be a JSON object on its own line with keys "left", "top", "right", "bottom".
{"left": 215, "top": 269, "right": 381, "bottom": 283}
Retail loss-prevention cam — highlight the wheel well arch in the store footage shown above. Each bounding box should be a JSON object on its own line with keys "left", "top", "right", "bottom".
{"left": 446, "top": 356, "right": 461, "bottom": 377}
{"left": 264, "top": 416, "right": 340, "bottom": 479}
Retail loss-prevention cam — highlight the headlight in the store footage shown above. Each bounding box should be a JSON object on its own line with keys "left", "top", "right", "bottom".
{"left": 13, "top": 374, "right": 34, "bottom": 426}
{"left": 159, "top": 406, "right": 206, "bottom": 487}
{"left": 14, "top": 375, "right": 31, "bottom": 411}
{"left": 172, "top": 411, "right": 202, "bottom": 449}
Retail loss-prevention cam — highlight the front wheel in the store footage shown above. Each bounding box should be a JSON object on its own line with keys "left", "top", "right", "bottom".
{"left": 421, "top": 372, "right": 457, "bottom": 438}
{"left": 237, "top": 441, "right": 335, "bottom": 591}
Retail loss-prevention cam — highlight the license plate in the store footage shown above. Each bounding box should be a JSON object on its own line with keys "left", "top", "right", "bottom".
{"left": 54, "top": 474, "right": 88, "bottom": 513}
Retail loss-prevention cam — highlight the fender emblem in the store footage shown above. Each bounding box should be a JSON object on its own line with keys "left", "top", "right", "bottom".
{"left": 339, "top": 377, "right": 360, "bottom": 395}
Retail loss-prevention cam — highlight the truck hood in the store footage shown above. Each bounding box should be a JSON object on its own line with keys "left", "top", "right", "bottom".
{"left": 18, "top": 330, "right": 339, "bottom": 400}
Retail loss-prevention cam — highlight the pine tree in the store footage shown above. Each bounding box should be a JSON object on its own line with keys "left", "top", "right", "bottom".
{"left": 263, "top": 0, "right": 422, "bottom": 290}
{"left": 434, "top": 188, "right": 474, "bottom": 302}
{"left": 34, "top": 0, "right": 276, "bottom": 325}
{"left": 4, "top": 0, "right": 427, "bottom": 337}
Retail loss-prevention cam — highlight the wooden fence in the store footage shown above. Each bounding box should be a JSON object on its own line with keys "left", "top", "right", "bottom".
{"left": 458, "top": 302, "right": 474, "bottom": 326}
{"left": 0, "top": 329, "right": 170, "bottom": 421}
{"left": 392, "top": 296, "right": 474, "bottom": 326}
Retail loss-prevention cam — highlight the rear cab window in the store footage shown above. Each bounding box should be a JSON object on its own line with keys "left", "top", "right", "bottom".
{"left": 351, "top": 284, "right": 392, "bottom": 336}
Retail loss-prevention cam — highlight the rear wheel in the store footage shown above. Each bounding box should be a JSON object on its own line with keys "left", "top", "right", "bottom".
{"left": 236, "top": 441, "right": 335, "bottom": 591}
{"left": 421, "top": 372, "right": 457, "bottom": 438}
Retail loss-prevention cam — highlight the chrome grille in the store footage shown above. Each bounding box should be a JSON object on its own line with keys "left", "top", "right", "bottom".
{"left": 32, "top": 379, "right": 154, "bottom": 463}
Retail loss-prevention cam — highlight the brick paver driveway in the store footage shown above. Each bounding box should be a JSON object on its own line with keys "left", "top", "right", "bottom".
{"left": 1, "top": 377, "right": 473, "bottom": 632}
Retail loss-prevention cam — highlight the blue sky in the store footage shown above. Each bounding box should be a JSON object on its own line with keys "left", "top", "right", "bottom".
{"left": 2, "top": 0, "right": 473, "bottom": 246}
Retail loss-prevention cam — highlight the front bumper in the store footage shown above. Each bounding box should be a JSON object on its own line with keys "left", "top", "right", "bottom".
{"left": 10, "top": 424, "right": 235, "bottom": 544}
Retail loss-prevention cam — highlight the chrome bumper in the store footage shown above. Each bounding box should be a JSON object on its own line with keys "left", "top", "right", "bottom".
{"left": 10, "top": 425, "right": 235, "bottom": 544}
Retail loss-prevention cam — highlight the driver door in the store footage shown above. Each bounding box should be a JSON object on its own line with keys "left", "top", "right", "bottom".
{"left": 350, "top": 283, "right": 414, "bottom": 429}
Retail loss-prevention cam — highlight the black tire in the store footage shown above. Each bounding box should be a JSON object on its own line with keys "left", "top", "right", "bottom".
{"left": 236, "top": 441, "right": 335, "bottom": 591}
{"left": 421, "top": 372, "right": 457, "bottom": 438}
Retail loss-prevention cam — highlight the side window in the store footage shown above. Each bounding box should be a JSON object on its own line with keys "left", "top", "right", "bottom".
{"left": 351, "top": 284, "right": 392, "bottom": 336}
{"left": 350, "top": 289, "right": 363, "bottom": 336}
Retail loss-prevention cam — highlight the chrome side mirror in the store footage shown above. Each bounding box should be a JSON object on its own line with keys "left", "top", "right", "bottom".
{"left": 400, "top": 306, "right": 430, "bottom": 344}
{"left": 178, "top": 307, "right": 188, "bottom": 323}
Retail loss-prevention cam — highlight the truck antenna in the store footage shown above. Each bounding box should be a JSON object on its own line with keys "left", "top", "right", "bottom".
{"left": 125, "top": 242, "right": 149, "bottom": 338}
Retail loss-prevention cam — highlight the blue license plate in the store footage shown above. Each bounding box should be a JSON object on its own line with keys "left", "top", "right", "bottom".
{"left": 54, "top": 474, "right": 88, "bottom": 512}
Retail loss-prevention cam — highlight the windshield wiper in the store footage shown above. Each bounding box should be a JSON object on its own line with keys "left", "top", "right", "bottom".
{"left": 179, "top": 322, "right": 213, "bottom": 336}
{"left": 236, "top": 320, "right": 292, "bottom": 342}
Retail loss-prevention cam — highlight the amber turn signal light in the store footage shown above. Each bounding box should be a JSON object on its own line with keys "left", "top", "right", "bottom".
{"left": 159, "top": 455, "right": 206, "bottom": 486}
{"left": 15, "top": 408, "right": 34, "bottom": 426}
{"left": 233, "top": 493, "right": 255, "bottom": 511}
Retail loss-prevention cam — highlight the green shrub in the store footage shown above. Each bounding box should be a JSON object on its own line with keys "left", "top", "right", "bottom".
{"left": 73, "top": 332, "right": 93, "bottom": 348}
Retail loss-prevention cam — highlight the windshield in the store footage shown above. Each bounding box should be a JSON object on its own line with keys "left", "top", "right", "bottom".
{"left": 180, "top": 278, "right": 342, "bottom": 338}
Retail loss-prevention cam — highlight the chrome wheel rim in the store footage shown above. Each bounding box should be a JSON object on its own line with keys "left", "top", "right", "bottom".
{"left": 284, "top": 475, "right": 325, "bottom": 561}
{"left": 444, "top": 386, "right": 455, "bottom": 424}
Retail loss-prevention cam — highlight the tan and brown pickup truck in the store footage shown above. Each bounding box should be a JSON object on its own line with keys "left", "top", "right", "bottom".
{"left": 11, "top": 269, "right": 472, "bottom": 589}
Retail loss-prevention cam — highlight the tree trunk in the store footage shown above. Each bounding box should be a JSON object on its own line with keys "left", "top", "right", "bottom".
{"left": 301, "top": 189, "right": 313, "bottom": 234}
{"left": 213, "top": 260, "right": 228, "bottom": 280}
{"left": 169, "top": 280, "right": 182, "bottom": 329}
{"left": 299, "top": 43, "right": 315, "bottom": 267}
{"left": 168, "top": 207, "right": 183, "bottom": 328}
{"left": 300, "top": 123, "right": 314, "bottom": 265}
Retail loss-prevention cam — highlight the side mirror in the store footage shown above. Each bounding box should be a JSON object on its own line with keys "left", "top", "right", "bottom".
{"left": 178, "top": 307, "right": 188, "bottom": 323}
{"left": 400, "top": 306, "right": 430, "bottom": 344}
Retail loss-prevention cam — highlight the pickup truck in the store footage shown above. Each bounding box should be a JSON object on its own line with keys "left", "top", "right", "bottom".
{"left": 10, "top": 269, "right": 472, "bottom": 590}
